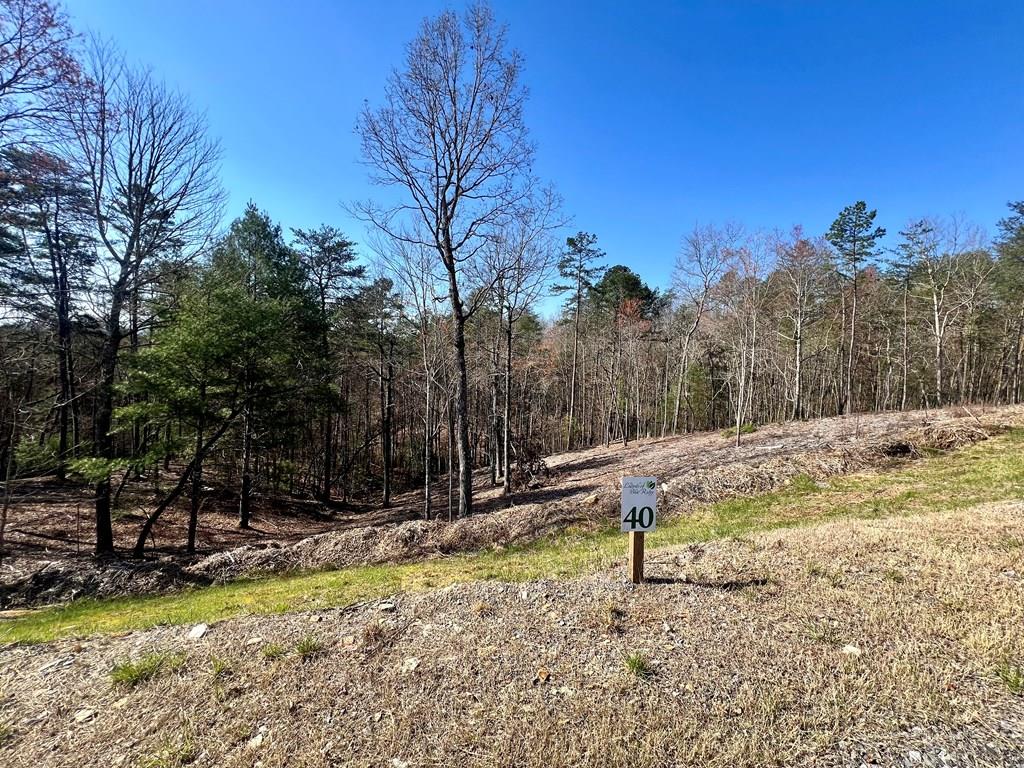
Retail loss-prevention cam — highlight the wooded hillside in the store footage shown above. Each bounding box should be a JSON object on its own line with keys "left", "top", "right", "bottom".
{"left": 1, "top": 1, "right": 1023, "bottom": 561}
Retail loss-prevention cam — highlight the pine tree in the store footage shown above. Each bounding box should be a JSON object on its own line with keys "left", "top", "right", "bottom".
{"left": 292, "top": 225, "right": 364, "bottom": 502}
{"left": 551, "top": 232, "right": 605, "bottom": 449}
{"left": 827, "top": 201, "right": 885, "bottom": 413}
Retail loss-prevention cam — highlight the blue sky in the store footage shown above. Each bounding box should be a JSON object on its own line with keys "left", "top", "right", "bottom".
{"left": 69, "top": 1, "right": 1024, "bottom": 303}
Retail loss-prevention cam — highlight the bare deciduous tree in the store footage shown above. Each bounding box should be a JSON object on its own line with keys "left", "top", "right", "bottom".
{"left": 716, "top": 231, "right": 774, "bottom": 446}
{"left": 64, "top": 40, "right": 223, "bottom": 555}
{"left": 914, "top": 216, "right": 988, "bottom": 406}
{"left": 487, "top": 192, "right": 560, "bottom": 495}
{"left": 671, "top": 223, "right": 734, "bottom": 432}
{"left": 357, "top": 4, "right": 533, "bottom": 517}
{"left": 0, "top": 0, "right": 78, "bottom": 144}
{"left": 775, "top": 226, "right": 829, "bottom": 419}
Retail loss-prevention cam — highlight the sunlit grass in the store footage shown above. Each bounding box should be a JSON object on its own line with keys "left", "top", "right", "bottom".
{"left": 3, "top": 430, "right": 1022, "bottom": 645}
{"left": 624, "top": 651, "right": 655, "bottom": 679}
{"left": 110, "top": 651, "right": 186, "bottom": 687}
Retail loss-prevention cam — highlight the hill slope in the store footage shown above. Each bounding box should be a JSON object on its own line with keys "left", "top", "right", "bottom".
{"left": 4, "top": 405, "right": 1019, "bottom": 609}
{"left": 1, "top": 503, "right": 1021, "bottom": 767}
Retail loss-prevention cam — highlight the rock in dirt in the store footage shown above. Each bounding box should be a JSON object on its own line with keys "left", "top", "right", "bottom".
{"left": 187, "top": 623, "right": 209, "bottom": 639}
{"left": 248, "top": 727, "right": 267, "bottom": 750}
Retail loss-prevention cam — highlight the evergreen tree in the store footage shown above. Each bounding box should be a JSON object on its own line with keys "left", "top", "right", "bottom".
{"left": 209, "top": 204, "right": 321, "bottom": 528}
{"left": 827, "top": 201, "right": 886, "bottom": 413}
{"left": 590, "top": 264, "right": 662, "bottom": 319}
{"left": 292, "top": 225, "right": 364, "bottom": 502}
{"left": 552, "top": 231, "right": 605, "bottom": 448}
{"left": 122, "top": 264, "right": 292, "bottom": 554}
{"left": 0, "top": 147, "right": 94, "bottom": 474}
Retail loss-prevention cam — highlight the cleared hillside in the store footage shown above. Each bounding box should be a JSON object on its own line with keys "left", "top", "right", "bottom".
{"left": 1, "top": 501, "right": 1021, "bottom": 768}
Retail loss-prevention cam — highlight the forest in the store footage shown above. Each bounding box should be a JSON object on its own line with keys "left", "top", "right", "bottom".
{"left": 1, "top": 0, "right": 1023, "bottom": 561}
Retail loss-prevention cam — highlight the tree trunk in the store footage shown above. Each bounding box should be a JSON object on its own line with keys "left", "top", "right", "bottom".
{"left": 48, "top": 229, "right": 75, "bottom": 479}
{"left": 54, "top": 317, "right": 71, "bottom": 479}
{"left": 382, "top": 350, "right": 394, "bottom": 508}
{"left": 446, "top": 388, "right": 454, "bottom": 521}
{"left": 93, "top": 267, "right": 131, "bottom": 557}
{"left": 187, "top": 397, "right": 205, "bottom": 555}
{"left": 423, "top": 364, "right": 432, "bottom": 520}
{"left": 321, "top": 411, "right": 333, "bottom": 503}
{"left": 239, "top": 399, "right": 253, "bottom": 529}
{"left": 566, "top": 279, "right": 581, "bottom": 451}
{"left": 792, "top": 312, "right": 803, "bottom": 420}
{"left": 490, "top": 335, "right": 500, "bottom": 486}
{"left": 845, "top": 271, "right": 858, "bottom": 414}
{"left": 503, "top": 309, "right": 514, "bottom": 497}
{"left": 931, "top": 290, "right": 944, "bottom": 407}
{"left": 901, "top": 280, "right": 909, "bottom": 411}
{"left": 448, "top": 291, "right": 473, "bottom": 518}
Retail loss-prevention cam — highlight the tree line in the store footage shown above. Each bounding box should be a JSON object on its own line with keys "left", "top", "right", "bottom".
{"left": 0, "top": 1, "right": 1022, "bottom": 560}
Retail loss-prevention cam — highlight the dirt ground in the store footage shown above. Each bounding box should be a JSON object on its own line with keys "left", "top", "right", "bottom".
{"left": 1, "top": 476, "right": 414, "bottom": 564}
{"left": 2, "top": 404, "right": 1022, "bottom": 606}
{"left": 1, "top": 502, "right": 1021, "bottom": 768}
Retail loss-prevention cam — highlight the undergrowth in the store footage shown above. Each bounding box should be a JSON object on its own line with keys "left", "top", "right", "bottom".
{"left": 722, "top": 422, "right": 758, "bottom": 438}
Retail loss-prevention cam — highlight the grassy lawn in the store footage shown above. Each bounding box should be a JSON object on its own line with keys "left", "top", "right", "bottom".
{"left": 3, "top": 429, "right": 1022, "bottom": 645}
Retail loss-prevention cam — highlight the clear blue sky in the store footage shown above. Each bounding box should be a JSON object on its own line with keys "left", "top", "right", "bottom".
{"left": 69, "top": 0, "right": 1024, "bottom": 300}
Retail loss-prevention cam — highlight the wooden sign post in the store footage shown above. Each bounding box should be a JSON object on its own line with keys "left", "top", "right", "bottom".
{"left": 621, "top": 477, "right": 657, "bottom": 584}
{"left": 628, "top": 529, "right": 645, "bottom": 584}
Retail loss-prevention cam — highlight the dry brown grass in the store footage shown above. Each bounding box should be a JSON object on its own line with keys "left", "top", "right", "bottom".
{"left": 1, "top": 502, "right": 1021, "bottom": 767}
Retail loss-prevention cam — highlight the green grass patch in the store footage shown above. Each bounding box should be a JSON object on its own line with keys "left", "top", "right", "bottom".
{"left": 997, "top": 660, "right": 1024, "bottom": 695}
{"left": 208, "top": 653, "right": 232, "bottom": 680}
{"left": 110, "top": 651, "right": 186, "bottom": 687}
{"left": 261, "top": 642, "right": 286, "bottom": 660}
{"left": 624, "top": 651, "right": 654, "bottom": 679}
{"left": 722, "top": 422, "right": 758, "bottom": 438}
{"left": 3, "top": 430, "right": 1023, "bottom": 645}
{"left": 295, "top": 633, "right": 325, "bottom": 659}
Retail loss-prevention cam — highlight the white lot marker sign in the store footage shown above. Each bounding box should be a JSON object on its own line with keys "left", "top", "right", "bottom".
{"left": 621, "top": 476, "right": 657, "bottom": 583}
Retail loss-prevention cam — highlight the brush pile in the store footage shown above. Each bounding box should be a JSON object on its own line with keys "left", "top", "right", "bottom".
{"left": 188, "top": 413, "right": 1000, "bottom": 585}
